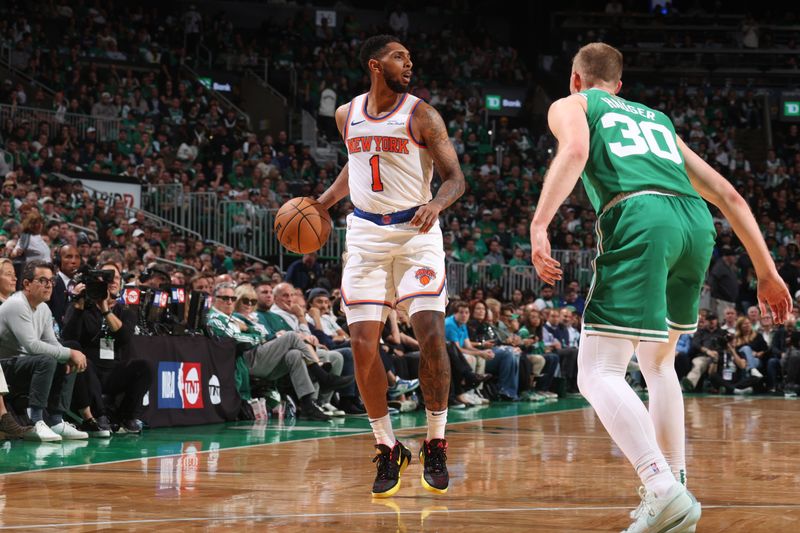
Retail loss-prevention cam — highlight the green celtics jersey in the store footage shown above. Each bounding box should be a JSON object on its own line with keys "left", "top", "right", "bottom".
{"left": 579, "top": 88, "right": 700, "bottom": 212}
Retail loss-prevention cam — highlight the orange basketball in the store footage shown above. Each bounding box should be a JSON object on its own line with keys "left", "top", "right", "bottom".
{"left": 274, "top": 197, "right": 332, "bottom": 254}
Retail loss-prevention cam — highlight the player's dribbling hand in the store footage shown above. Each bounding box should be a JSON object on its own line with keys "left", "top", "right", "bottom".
{"left": 530, "top": 227, "right": 562, "bottom": 285}
{"left": 410, "top": 203, "right": 441, "bottom": 233}
{"left": 757, "top": 272, "right": 792, "bottom": 324}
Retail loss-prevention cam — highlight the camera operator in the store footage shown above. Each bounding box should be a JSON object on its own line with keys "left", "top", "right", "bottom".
{"left": 138, "top": 264, "right": 170, "bottom": 289}
{"left": 63, "top": 261, "right": 151, "bottom": 434}
{"left": 707, "top": 332, "right": 761, "bottom": 394}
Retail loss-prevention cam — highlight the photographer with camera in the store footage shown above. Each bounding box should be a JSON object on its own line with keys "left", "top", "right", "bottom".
{"left": 63, "top": 261, "right": 151, "bottom": 434}
{"left": 707, "top": 330, "right": 761, "bottom": 394}
{"left": 138, "top": 264, "right": 171, "bottom": 289}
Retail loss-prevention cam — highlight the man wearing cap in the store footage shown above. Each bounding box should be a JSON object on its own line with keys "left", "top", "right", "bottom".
{"left": 708, "top": 246, "right": 740, "bottom": 318}
{"left": 139, "top": 264, "right": 170, "bottom": 288}
{"left": 683, "top": 312, "right": 727, "bottom": 392}
{"left": 76, "top": 233, "right": 91, "bottom": 261}
{"left": 112, "top": 227, "right": 127, "bottom": 248}
{"left": 40, "top": 196, "right": 55, "bottom": 218}
{"left": 306, "top": 287, "right": 350, "bottom": 348}
{"left": 91, "top": 92, "right": 118, "bottom": 119}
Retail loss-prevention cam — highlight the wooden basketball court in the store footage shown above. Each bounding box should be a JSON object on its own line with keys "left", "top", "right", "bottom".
{"left": 0, "top": 396, "right": 797, "bottom": 531}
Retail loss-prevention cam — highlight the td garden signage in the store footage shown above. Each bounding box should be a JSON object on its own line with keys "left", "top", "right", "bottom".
{"left": 484, "top": 86, "right": 526, "bottom": 117}
{"left": 780, "top": 92, "right": 800, "bottom": 122}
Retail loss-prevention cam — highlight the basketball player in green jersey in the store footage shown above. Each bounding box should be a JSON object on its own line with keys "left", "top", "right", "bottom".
{"left": 530, "top": 43, "right": 791, "bottom": 532}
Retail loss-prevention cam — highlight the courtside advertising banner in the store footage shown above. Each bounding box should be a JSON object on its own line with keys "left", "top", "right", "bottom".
{"left": 123, "top": 336, "right": 240, "bottom": 428}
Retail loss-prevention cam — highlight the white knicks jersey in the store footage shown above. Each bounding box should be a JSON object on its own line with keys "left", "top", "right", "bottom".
{"left": 343, "top": 92, "right": 433, "bottom": 214}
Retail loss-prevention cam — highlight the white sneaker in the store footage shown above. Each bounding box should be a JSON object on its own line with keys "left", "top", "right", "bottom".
{"left": 622, "top": 484, "right": 701, "bottom": 533}
{"left": 733, "top": 387, "right": 754, "bottom": 395}
{"left": 24, "top": 421, "right": 62, "bottom": 442}
{"left": 750, "top": 368, "right": 764, "bottom": 379}
{"left": 321, "top": 402, "right": 345, "bottom": 416}
{"left": 543, "top": 391, "right": 559, "bottom": 399}
{"left": 465, "top": 391, "right": 485, "bottom": 405}
{"left": 473, "top": 390, "right": 491, "bottom": 405}
{"left": 50, "top": 421, "right": 89, "bottom": 440}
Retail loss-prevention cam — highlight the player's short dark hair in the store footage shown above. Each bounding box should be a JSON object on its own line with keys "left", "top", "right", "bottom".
{"left": 359, "top": 34, "right": 402, "bottom": 73}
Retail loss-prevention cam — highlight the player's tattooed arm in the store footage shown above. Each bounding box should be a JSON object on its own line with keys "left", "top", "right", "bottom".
{"left": 317, "top": 104, "right": 352, "bottom": 209}
{"left": 410, "top": 102, "right": 465, "bottom": 233}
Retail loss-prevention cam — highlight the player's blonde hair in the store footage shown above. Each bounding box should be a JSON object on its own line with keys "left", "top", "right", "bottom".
{"left": 572, "top": 43, "right": 623, "bottom": 86}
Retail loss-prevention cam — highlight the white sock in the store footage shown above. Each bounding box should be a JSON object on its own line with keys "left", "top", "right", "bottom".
{"left": 426, "top": 408, "right": 447, "bottom": 441}
{"left": 638, "top": 330, "right": 687, "bottom": 488}
{"left": 369, "top": 413, "right": 396, "bottom": 447}
{"left": 577, "top": 331, "right": 677, "bottom": 499}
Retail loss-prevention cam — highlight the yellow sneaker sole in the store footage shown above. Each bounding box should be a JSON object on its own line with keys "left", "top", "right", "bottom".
{"left": 371, "top": 454, "right": 411, "bottom": 498}
{"left": 420, "top": 474, "right": 448, "bottom": 495}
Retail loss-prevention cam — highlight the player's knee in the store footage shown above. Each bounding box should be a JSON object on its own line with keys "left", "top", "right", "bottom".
{"left": 349, "top": 335, "right": 376, "bottom": 358}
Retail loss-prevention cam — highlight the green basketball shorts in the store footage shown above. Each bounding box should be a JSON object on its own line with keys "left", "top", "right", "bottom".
{"left": 583, "top": 192, "right": 715, "bottom": 343}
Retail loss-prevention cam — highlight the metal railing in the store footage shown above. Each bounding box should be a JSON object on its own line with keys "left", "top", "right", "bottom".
{"left": 153, "top": 257, "right": 198, "bottom": 275}
{"left": 141, "top": 184, "right": 184, "bottom": 223}
{"left": 124, "top": 207, "right": 203, "bottom": 242}
{"left": 142, "top": 186, "right": 348, "bottom": 265}
{"left": 141, "top": 185, "right": 595, "bottom": 285}
{"left": 0, "top": 42, "right": 56, "bottom": 98}
{"left": 140, "top": 184, "right": 595, "bottom": 286}
{"left": 0, "top": 103, "right": 120, "bottom": 141}
{"left": 445, "top": 251, "right": 594, "bottom": 300}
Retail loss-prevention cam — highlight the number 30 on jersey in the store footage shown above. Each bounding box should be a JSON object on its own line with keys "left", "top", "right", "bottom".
{"left": 601, "top": 112, "right": 682, "bottom": 164}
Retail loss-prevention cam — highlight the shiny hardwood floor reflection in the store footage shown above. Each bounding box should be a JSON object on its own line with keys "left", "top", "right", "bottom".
{"left": 0, "top": 397, "right": 798, "bottom": 531}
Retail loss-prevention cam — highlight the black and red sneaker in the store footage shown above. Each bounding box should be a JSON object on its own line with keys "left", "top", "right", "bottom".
{"left": 371, "top": 440, "right": 412, "bottom": 498}
{"left": 419, "top": 438, "right": 449, "bottom": 494}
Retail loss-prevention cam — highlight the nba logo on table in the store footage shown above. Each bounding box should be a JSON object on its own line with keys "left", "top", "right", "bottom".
{"left": 158, "top": 362, "right": 204, "bottom": 409}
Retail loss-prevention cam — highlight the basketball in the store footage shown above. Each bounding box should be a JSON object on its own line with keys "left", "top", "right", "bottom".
{"left": 274, "top": 197, "right": 332, "bottom": 254}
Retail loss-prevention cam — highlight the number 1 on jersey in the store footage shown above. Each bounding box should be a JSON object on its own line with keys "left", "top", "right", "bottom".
{"left": 369, "top": 155, "right": 384, "bottom": 192}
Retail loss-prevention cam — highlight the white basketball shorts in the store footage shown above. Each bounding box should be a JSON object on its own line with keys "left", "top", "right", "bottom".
{"left": 341, "top": 213, "right": 447, "bottom": 325}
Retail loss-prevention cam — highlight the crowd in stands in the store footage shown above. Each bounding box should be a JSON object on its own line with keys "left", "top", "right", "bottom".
{"left": 567, "top": 2, "right": 800, "bottom": 56}
{"left": 0, "top": 2, "right": 799, "bottom": 445}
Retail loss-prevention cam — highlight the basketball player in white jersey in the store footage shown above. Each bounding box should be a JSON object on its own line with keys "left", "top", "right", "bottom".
{"left": 318, "top": 35, "right": 464, "bottom": 497}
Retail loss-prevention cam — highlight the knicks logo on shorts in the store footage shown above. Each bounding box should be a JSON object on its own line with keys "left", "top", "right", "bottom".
{"left": 415, "top": 267, "right": 436, "bottom": 287}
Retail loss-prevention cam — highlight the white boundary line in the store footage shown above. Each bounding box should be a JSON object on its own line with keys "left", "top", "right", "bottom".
{"left": 1, "top": 504, "right": 799, "bottom": 530}
{"left": 0, "top": 405, "right": 592, "bottom": 477}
